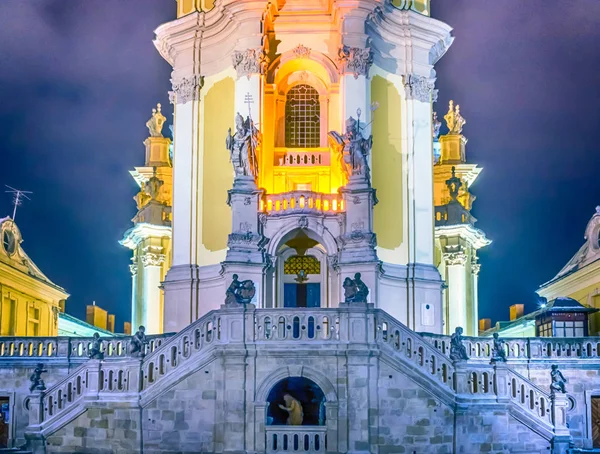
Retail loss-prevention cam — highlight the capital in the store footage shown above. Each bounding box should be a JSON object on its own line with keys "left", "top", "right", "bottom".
{"left": 337, "top": 45, "right": 373, "bottom": 79}
{"left": 443, "top": 251, "right": 467, "bottom": 266}
{"left": 169, "top": 75, "right": 204, "bottom": 104}
{"left": 471, "top": 262, "right": 481, "bottom": 275}
{"left": 403, "top": 74, "right": 436, "bottom": 103}
{"left": 129, "top": 263, "right": 138, "bottom": 276}
{"left": 141, "top": 252, "right": 166, "bottom": 267}
{"left": 232, "top": 48, "right": 270, "bottom": 79}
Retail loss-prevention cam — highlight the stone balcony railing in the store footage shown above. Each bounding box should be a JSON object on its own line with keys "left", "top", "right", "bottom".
{"left": 265, "top": 426, "right": 327, "bottom": 453}
{"left": 23, "top": 305, "right": 573, "bottom": 442}
{"left": 262, "top": 191, "right": 345, "bottom": 216}
{"left": 420, "top": 332, "right": 600, "bottom": 361}
{"left": 0, "top": 334, "right": 172, "bottom": 363}
{"left": 273, "top": 148, "right": 331, "bottom": 167}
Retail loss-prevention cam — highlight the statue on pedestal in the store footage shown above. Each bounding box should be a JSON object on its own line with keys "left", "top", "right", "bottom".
{"left": 130, "top": 326, "right": 149, "bottom": 358}
{"left": 343, "top": 273, "right": 369, "bottom": 303}
{"left": 226, "top": 113, "right": 260, "bottom": 179}
{"left": 29, "top": 363, "right": 47, "bottom": 393}
{"left": 88, "top": 332, "right": 104, "bottom": 360}
{"left": 450, "top": 327, "right": 469, "bottom": 362}
{"left": 329, "top": 113, "right": 373, "bottom": 182}
{"left": 146, "top": 103, "right": 166, "bottom": 138}
{"left": 550, "top": 365, "right": 567, "bottom": 394}
{"left": 278, "top": 394, "right": 304, "bottom": 426}
{"left": 225, "top": 274, "right": 256, "bottom": 305}
{"left": 490, "top": 333, "right": 507, "bottom": 363}
{"left": 444, "top": 100, "right": 466, "bottom": 135}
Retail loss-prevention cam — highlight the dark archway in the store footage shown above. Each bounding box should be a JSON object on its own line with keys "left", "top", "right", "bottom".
{"left": 266, "top": 376, "right": 326, "bottom": 426}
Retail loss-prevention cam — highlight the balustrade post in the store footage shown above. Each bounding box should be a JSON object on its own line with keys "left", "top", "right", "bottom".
{"left": 493, "top": 362, "right": 510, "bottom": 404}
{"left": 26, "top": 391, "right": 44, "bottom": 430}
{"left": 551, "top": 393, "right": 571, "bottom": 438}
{"left": 528, "top": 338, "right": 542, "bottom": 359}
{"left": 453, "top": 362, "right": 471, "bottom": 398}
{"left": 84, "top": 360, "right": 101, "bottom": 403}
{"left": 57, "top": 337, "right": 70, "bottom": 359}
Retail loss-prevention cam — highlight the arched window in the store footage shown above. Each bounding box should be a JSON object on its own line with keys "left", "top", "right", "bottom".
{"left": 285, "top": 84, "right": 320, "bottom": 148}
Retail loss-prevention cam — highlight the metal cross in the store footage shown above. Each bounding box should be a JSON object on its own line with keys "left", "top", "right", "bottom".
{"left": 5, "top": 185, "right": 32, "bottom": 221}
{"left": 244, "top": 92, "right": 254, "bottom": 119}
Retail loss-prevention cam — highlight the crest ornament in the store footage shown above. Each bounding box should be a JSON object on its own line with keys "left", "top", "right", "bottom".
{"left": 292, "top": 44, "right": 311, "bottom": 59}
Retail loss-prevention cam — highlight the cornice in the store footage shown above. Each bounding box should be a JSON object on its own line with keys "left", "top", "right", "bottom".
{"left": 120, "top": 223, "right": 172, "bottom": 250}
{"left": 435, "top": 224, "right": 491, "bottom": 250}
{"left": 434, "top": 164, "right": 482, "bottom": 188}
{"left": 538, "top": 258, "right": 600, "bottom": 297}
{"left": 0, "top": 265, "right": 69, "bottom": 302}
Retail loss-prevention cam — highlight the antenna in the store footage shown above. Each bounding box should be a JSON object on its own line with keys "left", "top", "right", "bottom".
{"left": 5, "top": 186, "right": 32, "bottom": 221}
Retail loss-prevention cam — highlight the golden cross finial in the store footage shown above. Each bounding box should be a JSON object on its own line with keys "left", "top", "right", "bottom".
{"left": 444, "top": 100, "right": 466, "bottom": 135}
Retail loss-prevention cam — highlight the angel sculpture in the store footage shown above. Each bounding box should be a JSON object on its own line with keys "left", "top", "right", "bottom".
{"left": 329, "top": 114, "right": 373, "bottom": 183}
{"left": 226, "top": 113, "right": 260, "bottom": 179}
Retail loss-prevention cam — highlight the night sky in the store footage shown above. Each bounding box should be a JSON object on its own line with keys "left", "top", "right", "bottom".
{"left": 0, "top": 1, "right": 598, "bottom": 330}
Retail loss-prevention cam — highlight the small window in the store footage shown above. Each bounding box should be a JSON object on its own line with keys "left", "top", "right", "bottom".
{"left": 285, "top": 84, "right": 320, "bottom": 148}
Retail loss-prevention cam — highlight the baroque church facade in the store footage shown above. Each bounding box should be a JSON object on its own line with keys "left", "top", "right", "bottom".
{"left": 2, "top": 1, "right": 600, "bottom": 454}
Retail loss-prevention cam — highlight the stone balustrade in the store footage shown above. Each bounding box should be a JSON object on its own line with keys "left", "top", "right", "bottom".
{"left": 273, "top": 148, "right": 331, "bottom": 167}
{"left": 262, "top": 191, "right": 345, "bottom": 216}
{"left": 265, "top": 426, "right": 327, "bottom": 453}
{"left": 0, "top": 334, "right": 172, "bottom": 362}
{"left": 421, "top": 332, "right": 600, "bottom": 361}
{"left": 255, "top": 310, "right": 340, "bottom": 342}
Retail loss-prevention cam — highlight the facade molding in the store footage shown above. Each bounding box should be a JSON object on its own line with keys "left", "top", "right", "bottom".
{"left": 169, "top": 75, "right": 205, "bottom": 104}
{"left": 403, "top": 73, "right": 436, "bottom": 103}
{"left": 443, "top": 251, "right": 467, "bottom": 266}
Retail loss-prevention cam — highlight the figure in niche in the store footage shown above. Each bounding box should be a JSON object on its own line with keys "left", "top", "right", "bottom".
{"left": 490, "top": 333, "right": 506, "bottom": 363}
{"left": 550, "top": 365, "right": 567, "bottom": 394}
{"left": 329, "top": 114, "right": 373, "bottom": 182}
{"left": 226, "top": 113, "right": 260, "bottom": 179}
{"left": 224, "top": 274, "right": 256, "bottom": 305}
{"left": 29, "top": 363, "right": 47, "bottom": 392}
{"left": 88, "top": 332, "right": 104, "bottom": 360}
{"left": 278, "top": 394, "right": 304, "bottom": 426}
{"left": 130, "top": 326, "right": 149, "bottom": 358}
{"left": 343, "top": 273, "right": 369, "bottom": 303}
{"left": 450, "top": 327, "right": 469, "bottom": 362}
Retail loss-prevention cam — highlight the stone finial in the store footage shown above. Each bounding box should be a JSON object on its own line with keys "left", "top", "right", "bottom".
{"left": 29, "top": 363, "right": 47, "bottom": 393}
{"left": 146, "top": 103, "right": 166, "bottom": 138}
{"left": 550, "top": 364, "right": 567, "bottom": 395}
{"left": 450, "top": 327, "right": 469, "bottom": 362}
{"left": 444, "top": 100, "right": 466, "bottom": 135}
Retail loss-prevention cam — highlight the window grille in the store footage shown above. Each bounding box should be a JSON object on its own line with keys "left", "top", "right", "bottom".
{"left": 284, "top": 255, "right": 321, "bottom": 275}
{"left": 285, "top": 84, "right": 320, "bottom": 148}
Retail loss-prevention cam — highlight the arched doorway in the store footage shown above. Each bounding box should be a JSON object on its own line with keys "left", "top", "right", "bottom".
{"left": 275, "top": 228, "right": 329, "bottom": 308}
{"left": 266, "top": 377, "right": 326, "bottom": 426}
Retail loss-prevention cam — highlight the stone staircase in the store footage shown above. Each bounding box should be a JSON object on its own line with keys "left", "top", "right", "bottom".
{"left": 23, "top": 305, "right": 573, "bottom": 452}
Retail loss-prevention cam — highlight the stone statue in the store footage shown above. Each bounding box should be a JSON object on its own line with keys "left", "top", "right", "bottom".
{"left": 444, "top": 100, "right": 466, "bottom": 135}
{"left": 88, "top": 332, "right": 104, "bottom": 360}
{"left": 329, "top": 115, "right": 373, "bottom": 182}
{"left": 146, "top": 103, "right": 166, "bottom": 138}
{"left": 278, "top": 394, "right": 304, "bottom": 426}
{"left": 29, "top": 363, "right": 47, "bottom": 393}
{"left": 134, "top": 186, "right": 151, "bottom": 210}
{"left": 550, "top": 364, "right": 567, "bottom": 394}
{"left": 226, "top": 113, "right": 260, "bottom": 179}
{"left": 490, "top": 333, "right": 506, "bottom": 363}
{"left": 130, "top": 326, "right": 149, "bottom": 358}
{"left": 343, "top": 273, "right": 369, "bottom": 303}
{"left": 450, "top": 327, "right": 469, "bottom": 362}
{"left": 224, "top": 274, "right": 256, "bottom": 305}
{"left": 432, "top": 111, "right": 442, "bottom": 140}
{"left": 145, "top": 173, "right": 164, "bottom": 201}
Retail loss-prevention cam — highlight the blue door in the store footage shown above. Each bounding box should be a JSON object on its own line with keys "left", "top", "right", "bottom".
{"left": 283, "top": 283, "right": 321, "bottom": 308}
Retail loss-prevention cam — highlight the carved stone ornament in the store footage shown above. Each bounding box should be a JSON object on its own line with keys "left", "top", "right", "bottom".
{"left": 146, "top": 103, "right": 166, "bottom": 137}
{"left": 337, "top": 45, "right": 373, "bottom": 79}
{"left": 297, "top": 216, "right": 309, "bottom": 229}
{"left": 292, "top": 44, "right": 311, "bottom": 59}
{"left": 444, "top": 100, "right": 466, "bottom": 135}
{"left": 232, "top": 48, "right": 270, "bottom": 79}
{"left": 471, "top": 262, "right": 481, "bottom": 275}
{"left": 403, "top": 74, "right": 436, "bottom": 103}
{"left": 443, "top": 251, "right": 467, "bottom": 266}
{"left": 169, "top": 75, "right": 204, "bottom": 105}
{"left": 141, "top": 252, "right": 166, "bottom": 267}
{"left": 129, "top": 263, "right": 138, "bottom": 276}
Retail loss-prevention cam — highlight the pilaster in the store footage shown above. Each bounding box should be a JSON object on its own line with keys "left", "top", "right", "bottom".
{"left": 443, "top": 250, "right": 468, "bottom": 334}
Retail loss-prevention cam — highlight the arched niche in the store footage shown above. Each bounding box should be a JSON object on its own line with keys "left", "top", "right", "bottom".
{"left": 266, "top": 376, "right": 326, "bottom": 426}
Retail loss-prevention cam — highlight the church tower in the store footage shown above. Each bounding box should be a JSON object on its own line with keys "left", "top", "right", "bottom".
{"left": 433, "top": 101, "right": 490, "bottom": 336}
{"left": 154, "top": 0, "right": 454, "bottom": 333}
{"left": 120, "top": 105, "right": 173, "bottom": 334}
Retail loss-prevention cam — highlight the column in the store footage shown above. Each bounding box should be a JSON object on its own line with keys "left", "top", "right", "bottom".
{"left": 141, "top": 249, "right": 165, "bottom": 334}
{"left": 129, "top": 262, "right": 138, "bottom": 329}
{"left": 403, "top": 74, "right": 443, "bottom": 333}
{"left": 471, "top": 260, "right": 481, "bottom": 336}
{"left": 163, "top": 74, "right": 203, "bottom": 333}
{"left": 444, "top": 251, "right": 467, "bottom": 333}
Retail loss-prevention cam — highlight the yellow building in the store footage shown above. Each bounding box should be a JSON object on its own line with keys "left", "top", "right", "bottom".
{"left": 433, "top": 101, "right": 490, "bottom": 336}
{"left": 0, "top": 218, "right": 69, "bottom": 336}
{"left": 538, "top": 207, "right": 600, "bottom": 336}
